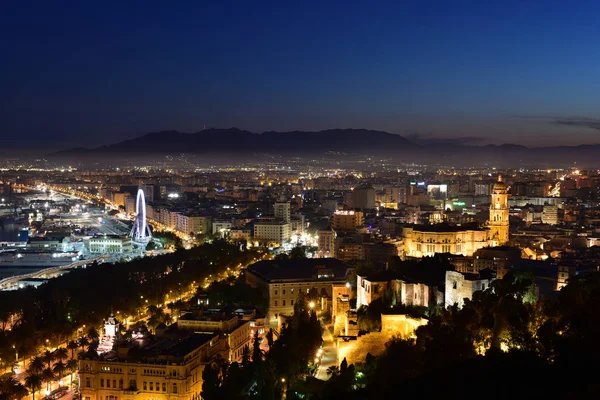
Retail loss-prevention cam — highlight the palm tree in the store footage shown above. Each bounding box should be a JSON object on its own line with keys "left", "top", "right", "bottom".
{"left": 42, "top": 350, "right": 55, "bottom": 368}
{"left": 42, "top": 367, "right": 55, "bottom": 393}
{"left": 67, "top": 340, "right": 79, "bottom": 359}
{"left": 78, "top": 337, "right": 89, "bottom": 351}
{"left": 25, "top": 373, "right": 42, "bottom": 400}
{"left": 86, "top": 327, "right": 99, "bottom": 342}
{"left": 54, "top": 347, "right": 69, "bottom": 362}
{"left": 0, "top": 375, "right": 20, "bottom": 398}
{"left": 28, "top": 356, "right": 45, "bottom": 375}
{"left": 13, "top": 381, "right": 29, "bottom": 399}
{"left": 53, "top": 360, "right": 67, "bottom": 381}
{"left": 66, "top": 359, "right": 78, "bottom": 390}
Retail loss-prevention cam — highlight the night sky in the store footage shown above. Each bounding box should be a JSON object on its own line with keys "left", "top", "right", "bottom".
{"left": 2, "top": 1, "right": 600, "bottom": 150}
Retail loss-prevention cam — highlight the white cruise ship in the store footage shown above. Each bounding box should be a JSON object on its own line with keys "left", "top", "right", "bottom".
{"left": 0, "top": 250, "right": 80, "bottom": 267}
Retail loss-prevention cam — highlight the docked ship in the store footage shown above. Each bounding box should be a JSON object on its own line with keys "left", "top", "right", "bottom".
{"left": 0, "top": 250, "right": 81, "bottom": 267}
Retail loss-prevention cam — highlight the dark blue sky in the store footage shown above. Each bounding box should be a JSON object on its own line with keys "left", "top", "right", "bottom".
{"left": 2, "top": 1, "right": 600, "bottom": 149}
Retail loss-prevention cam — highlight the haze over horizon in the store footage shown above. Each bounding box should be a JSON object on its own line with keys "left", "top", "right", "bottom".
{"left": 3, "top": 1, "right": 600, "bottom": 149}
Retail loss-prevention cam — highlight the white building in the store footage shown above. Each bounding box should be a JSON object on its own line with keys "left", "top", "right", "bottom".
{"left": 176, "top": 214, "right": 212, "bottom": 235}
{"left": 318, "top": 228, "right": 336, "bottom": 258}
{"left": 274, "top": 202, "right": 291, "bottom": 223}
{"left": 542, "top": 205, "right": 559, "bottom": 225}
{"left": 445, "top": 270, "right": 493, "bottom": 308}
{"left": 87, "top": 235, "right": 133, "bottom": 254}
{"left": 253, "top": 221, "right": 291, "bottom": 244}
{"left": 213, "top": 219, "right": 233, "bottom": 236}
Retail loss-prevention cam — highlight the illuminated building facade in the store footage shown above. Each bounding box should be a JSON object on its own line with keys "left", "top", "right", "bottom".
{"left": 79, "top": 333, "right": 227, "bottom": 400}
{"left": 445, "top": 270, "right": 494, "bottom": 308}
{"left": 88, "top": 235, "right": 133, "bottom": 254}
{"left": 253, "top": 220, "right": 291, "bottom": 244}
{"left": 177, "top": 313, "right": 250, "bottom": 363}
{"left": 402, "top": 224, "right": 492, "bottom": 257}
{"left": 274, "top": 201, "right": 291, "bottom": 223}
{"left": 331, "top": 210, "right": 364, "bottom": 231}
{"left": 317, "top": 227, "right": 336, "bottom": 258}
{"left": 489, "top": 176, "right": 509, "bottom": 246}
{"left": 175, "top": 214, "right": 212, "bottom": 236}
{"left": 245, "top": 258, "right": 352, "bottom": 324}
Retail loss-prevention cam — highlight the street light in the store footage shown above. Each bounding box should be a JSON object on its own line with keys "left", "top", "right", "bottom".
{"left": 309, "top": 301, "right": 315, "bottom": 309}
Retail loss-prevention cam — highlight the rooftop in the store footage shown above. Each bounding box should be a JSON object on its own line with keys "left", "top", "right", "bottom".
{"left": 247, "top": 258, "right": 352, "bottom": 282}
{"left": 404, "top": 223, "right": 486, "bottom": 233}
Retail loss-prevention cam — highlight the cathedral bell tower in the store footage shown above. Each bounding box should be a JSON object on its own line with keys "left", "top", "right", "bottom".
{"left": 489, "top": 175, "right": 509, "bottom": 246}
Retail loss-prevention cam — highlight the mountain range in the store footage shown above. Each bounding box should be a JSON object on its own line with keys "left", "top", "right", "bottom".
{"left": 51, "top": 128, "right": 600, "bottom": 167}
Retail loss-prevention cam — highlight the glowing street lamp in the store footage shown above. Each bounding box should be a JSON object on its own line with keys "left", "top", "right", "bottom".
{"left": 309, "top": 301, "right": 315, "bottom": 309}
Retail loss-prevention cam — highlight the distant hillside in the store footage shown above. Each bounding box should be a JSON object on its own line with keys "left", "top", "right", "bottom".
{"left": 55, "top": 128, "right": 415, "bottom": 155}
{"left": 50, "top": 128, "right": 600, "bottom": 167}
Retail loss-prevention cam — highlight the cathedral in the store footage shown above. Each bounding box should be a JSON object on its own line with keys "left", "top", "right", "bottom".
{"left": 402, "top": 175, "right": 510, "bottom": 258}
{"left": 489, "top": 175, "right": 509, "bottom": 246}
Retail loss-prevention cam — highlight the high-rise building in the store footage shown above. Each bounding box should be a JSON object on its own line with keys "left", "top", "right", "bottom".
{"left": 317, "top": 227, "right": 336, "bottom": 258}
{"left": 489, "top": 176, "right": 509, "bottom": 246}
{"left": 351, "top": 184, "right": 376, "bottom": 209}
{"left": 331, "top": 210, "right": 364, "bottom": 231}
{"left": 542, "top": 205, "right": 559, "bottom": 225}
{"left": 253, "top": 220, "right": 291, "bottom": 244}
{"left": 274, "top": 202, "right": 291, "bottom": 223}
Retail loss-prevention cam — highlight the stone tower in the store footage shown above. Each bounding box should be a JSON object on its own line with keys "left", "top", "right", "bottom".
{"left": 489, "top": 175, "right": 509, "bottom": 246}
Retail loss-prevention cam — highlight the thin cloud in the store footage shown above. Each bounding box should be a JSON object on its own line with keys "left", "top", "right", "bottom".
{"left": 509, "top": 115, "right": 600, "bottom": 131}
{"left": 552, "top": 117, "right": 600, "bottom": 131}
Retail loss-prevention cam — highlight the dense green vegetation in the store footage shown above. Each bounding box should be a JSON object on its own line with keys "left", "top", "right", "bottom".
{"left": 311, "top": 272, "right": 600, "bottom": 399}
{"left": 0, "top": 240, "right": 260, "bottom": 370}
{"left": 201, "top": 294, "right": 323, "bottom": 400}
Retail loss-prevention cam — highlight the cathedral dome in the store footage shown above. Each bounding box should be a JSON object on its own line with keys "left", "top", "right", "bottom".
{"left": 493, "top": 175, "right": 507, "bottom": 191}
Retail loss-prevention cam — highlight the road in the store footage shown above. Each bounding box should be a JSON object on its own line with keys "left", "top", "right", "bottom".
{"left": 0, "top": 256, "right": 108, "bottom": 290}
{"left": 315, "top": 324, "right": 337, "bottom": 380}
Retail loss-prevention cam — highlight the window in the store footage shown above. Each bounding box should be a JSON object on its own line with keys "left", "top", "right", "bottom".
{"left": 85, "top": 378, "right": 91, "bottom": 388}
{"left": 172, "top": 383, "right": 178, "bottom": 394}
{"left": 119, "top": 379, "right": 123, "bottom": 389}
{"left": 106, "top": 379, "right": 110, "bottom": 388}
{"left": 290, "top": 288, "right": 294, "bottom": 294}
{"left": 307, "top": 288, "right": 310, "bottom": 294}
{"left": 129, "top": 380, "right": 136, "bottom": 390}
{"left": 150, "top": 382, "right": 154, "bottom": 391}
{"left": 143, "top": 382, "right": 147, "bottom": 390}
{"left": 156, "top": 382, "right": 160, "bottom": 391}
{"left": 283, "top": 300, "right": 286, "bottom": 306}
{"left": 162, "top": 383, "right": 166, "bottom": 392}
{"left": 282, "top": 289, "right": 286, "bottom": 295}
{"left": 113, "top": 380, "right": 116, "bottom": 388}
{"left": 274, "top": 300, "right": 278, "bottom": 306}
{"left": 453, "top": 282, "right": 457, "bottom": 290}
{"left": 274, "top": 289, "right": 278, "bottom": 295}
{"left": 291, "top": 300, "right": 294, "bottom": 306}
{"left": 100, "top": 379, "right": 104, "bottom": 388}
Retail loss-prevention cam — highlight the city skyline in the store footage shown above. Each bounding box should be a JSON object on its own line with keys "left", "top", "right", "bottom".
{"left": 3, "top": 1, "right": 600, "bottom": 149}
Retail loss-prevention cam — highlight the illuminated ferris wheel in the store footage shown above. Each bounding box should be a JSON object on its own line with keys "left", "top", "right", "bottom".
{"left": 130, "top": 188, "right": 152, "bottom": 242}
